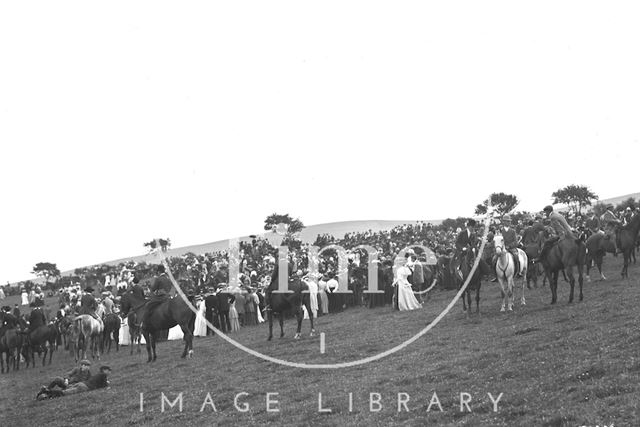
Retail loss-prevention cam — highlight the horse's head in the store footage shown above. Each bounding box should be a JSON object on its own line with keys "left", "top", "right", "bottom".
{"left": 494, "top": 235, "right": 505, "bottom": 255}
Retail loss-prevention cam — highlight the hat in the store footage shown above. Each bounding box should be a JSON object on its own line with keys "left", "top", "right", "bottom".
{"left": 502, "top": 214, "right": 511, "bottom": 222}
{"left": 467, "top": 219, "right": 477, "bottom": 227}
{"left": 84, "top": 287, "right": 94, "bottom": 293}
{"left": 543, "top": 205, "right": 553, "bottom": 213}
{"left": 80, "top": 359, "right": 91, "bottom": 366}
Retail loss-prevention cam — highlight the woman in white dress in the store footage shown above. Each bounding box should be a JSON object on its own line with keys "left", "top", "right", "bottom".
{"left": 194, "top": 297, "right": 208, "bottom": 337}
{"left": 393, "top": 257, "right": 422, "bottom": 311}
{"left": 21, "top": 288, "right": 29, "bottom": 306}
{"left": 317, "top": 278, "right": 329, "bottom": 315}
{"left": 229, "top": 295, "right": 240, "bottom": 332}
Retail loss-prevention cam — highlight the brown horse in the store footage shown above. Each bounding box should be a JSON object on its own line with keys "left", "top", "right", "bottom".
{"left": 585, "top": 233, "right": 616, "bottom": 281}
{"left": 453, "top": 248, "right": 492, "bottom": 316}
{"left": 619, "top": 213, "right": 640, "bottom": 278}
{"left": 120, "top": 290, "right": 195, "bottom": 362}
{"left": 126, "top": 311, "right": 142, "bottom": 355}
{"left": 26, "top": 324, "right": 59, "bottom": 367}
{"left": 539, "top": 236, "right": 586, "bottom": 304}
{"left": 102, "top": 313, "right": 121, "bottom": 353}
{"left": 266, "top": 264, "right": 315, "bottom": 341}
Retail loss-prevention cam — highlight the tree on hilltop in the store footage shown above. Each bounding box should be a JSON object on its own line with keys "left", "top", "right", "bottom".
{"left": 475, "top": 193, "right": 519, "bottom": 216}
{"left": 32, "top": 262, "right": 61, "bottom": 285}
{"left": 551, "top": 185, "right": 598, "bottom": 215}
{"left": 144, "top": 238, "right": 171, "bottom": 252}
{"left": 263, "top": 213, "right": 305, "bottom": 235}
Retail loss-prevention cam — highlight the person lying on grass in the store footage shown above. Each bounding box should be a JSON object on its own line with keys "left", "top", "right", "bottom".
{"left": 37, "top": 365, "right": 111, "bottom": 400}
{"left": 37, "top": 359, "right": 92, "bottom": 397}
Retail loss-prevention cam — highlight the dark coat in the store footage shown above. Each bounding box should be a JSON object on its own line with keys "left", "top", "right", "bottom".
{"left": 455, "top": 228, "right": 476, "bottom": 252}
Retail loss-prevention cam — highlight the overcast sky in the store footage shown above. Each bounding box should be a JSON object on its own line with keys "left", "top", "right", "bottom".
{"left": 1, "top": 1, "right": 639, "bottom": 284}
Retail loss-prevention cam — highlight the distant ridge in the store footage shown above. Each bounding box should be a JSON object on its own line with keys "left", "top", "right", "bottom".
{"left": 52, "top": 219, "right": 442, "bottom": 278}
{"left": 14, "top": 191, "right": 639, "bottom": 284}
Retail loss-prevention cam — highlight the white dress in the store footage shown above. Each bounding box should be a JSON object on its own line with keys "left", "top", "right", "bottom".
{"left": 395, "top": 266, "right": 422, "bottom": 311}
{"left": 167, "top": 324, "right": 184, "bottom": 340}
{"left": 318, "top": 280, "right": 329, "bottom": 314}
{"left": 194, "top": 300, "right": 208, "bottom": 337}
{"left": 303, "top": 279, "right": 318, "bottom": 319}
{"left": 21, "top": 291, "right": 29, "bottom": 305}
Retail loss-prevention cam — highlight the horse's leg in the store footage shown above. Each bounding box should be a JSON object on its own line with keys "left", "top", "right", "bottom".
{"left": 179, "top": 322, "right": 194, "bottom": 358}
{"left": 507, "top": 277, "right": 514, "bottom": 311}
{"left": 566, "top": 266, "right": 575, "bottom": 304}
{"left": 267, "top": 310, "right": 273, "bottom": 341}
{"left": 143, "top": 330, "right": 153, "bottom": 363}
{"left": 461, "top": 287, "right": 468, "bottom": 313}
{"left": 151, "top": 332, "right": 158, "bottom": 362}
{"left": 475, "top": 284, "right": 481, "bottom": 315}
{"left": 550, "top": 271, "right": 558, "bottom": 305}
{"left": 577, "top": 259, "right": 584, "bottom": 302}
{"left": 279, "top": 313, "right": 285, "bottom": 339}
{"left": 307, "top": 301, "right": 315, "bottom": 337}
{"left": 498, "top": 277, "right": 506, "bottom": 312}
{"left": 294, "top": 306, "right": 303, "bottom": 340}
{"left": 115, "top": 328, "right": 120, "bottom": 352}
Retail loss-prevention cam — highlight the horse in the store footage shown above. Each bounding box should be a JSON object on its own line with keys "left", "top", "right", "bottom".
{"left": 57, "top": 315, "right": 74, "bottom": 350}
{"left": 126, "top": 311, "right": 142, "bottom": 355}
{"left": 453, "top": 248, "right": 492, "bottom": 316}
{"left": 0, "top": 329, "right": 28, "bottom": 373}
{"left": 26, "top": 323, "right": 58, "bottom": 368}
{"left": 539, "top": 235, "right": 586, "bottom": 304}
{"left": 74, "top": 314, "right": 104, "bottom": 360}
{"left": 266, "top": 264, "right": 315, "bottom": 340}
{"left": 120, "top": 289, "right": 196, "bottom": 362}
{"left": 102, "top": 313, "right": 121, "bottom": 353}
{"left": 522, "top": 233, "right": 544, "bottom": 289}
{"left": 619, "top": 213, "right": 640, "bottom": 278}
{"left": 585, "top": 232, "right": 616, "bottom": 281}
{"left": 67, "top": 320, "right": 82, "bottom": 362}
{"left": 494, "top": 234, "right": 528, "bottom": 312}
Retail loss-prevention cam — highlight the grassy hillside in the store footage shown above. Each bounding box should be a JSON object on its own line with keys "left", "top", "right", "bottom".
{"left": 1, "top": 255, "right": 638, "bottom": 426}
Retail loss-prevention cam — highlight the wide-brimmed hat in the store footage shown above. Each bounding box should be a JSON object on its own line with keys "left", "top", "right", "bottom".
{"left": 543, "top": 205, "right": 553, "bottom": 213}
{"left": 80, "top": 359, "right": 91, "bottom": 366}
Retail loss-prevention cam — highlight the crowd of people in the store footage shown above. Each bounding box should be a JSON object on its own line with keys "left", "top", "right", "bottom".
{"left": 2, "top": 201, "right": 637, "bottom": 403}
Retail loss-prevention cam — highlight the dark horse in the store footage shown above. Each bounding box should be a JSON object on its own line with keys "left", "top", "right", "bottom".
{"left": 585, "top": 233, "right": 616, "bottom": 281}
{"left": 120, "top": 290, "right": 196, "bottom": 362}
{"left": 452, "top": 249, "right": 491, "bottom": 316}
{"left": 619, "top": 213, "right": 640, "bottom": 278}
{"left": 539, "top": 236, "right": 586, "bottom": 304}
{"left": 0, "top": 312, "right": 29, "bottom": 373}
{"left": 102, "top": 313, "right": 121, "bottom": 353}
{"left": 266, "top": 264, "right": 315, "bottom": 340}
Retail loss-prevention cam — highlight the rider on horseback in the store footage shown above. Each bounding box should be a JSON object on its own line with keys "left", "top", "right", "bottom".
{"left": 540, "top": 205, "right": 577, "bottom": 259}
{"left": 493, "top": 215, "right": 521, "bottom": 277}
{"left": 142, "top": 264, "right": 173, "bottom": 326}
{"left": 79, "top": 287, "right": 101, "bottom": 321}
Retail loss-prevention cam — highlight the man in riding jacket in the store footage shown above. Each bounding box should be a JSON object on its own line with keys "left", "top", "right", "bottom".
{"left": 142, "top": 264, "right": 172, "bottom": 326}
{"left": 540, "top": 205, "right": 577, "bottom": 259}
{"left": 79, "top": 287, "right": 99, "bottom": 320}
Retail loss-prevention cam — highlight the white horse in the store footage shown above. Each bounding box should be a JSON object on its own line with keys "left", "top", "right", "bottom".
{"left": 494, "top": 234, "right": 528, "bottom": 312}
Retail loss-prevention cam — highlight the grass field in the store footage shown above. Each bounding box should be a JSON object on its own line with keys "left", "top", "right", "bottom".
{"left": 1, "top": 255, "right": 639, "bottom": 426}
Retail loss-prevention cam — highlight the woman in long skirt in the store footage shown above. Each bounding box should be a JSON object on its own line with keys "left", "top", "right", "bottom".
{"left": 194, "top": 298, "right": 208, "bottom": 337}
{"left": 229, "top": 298, "right": 240, "bottom": 332}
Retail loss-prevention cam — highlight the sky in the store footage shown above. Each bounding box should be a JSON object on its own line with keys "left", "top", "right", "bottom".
{"left": 1, "top": 1, "right": 639, "bottom": 284}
